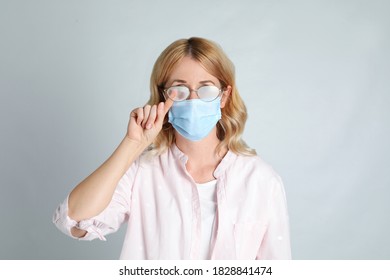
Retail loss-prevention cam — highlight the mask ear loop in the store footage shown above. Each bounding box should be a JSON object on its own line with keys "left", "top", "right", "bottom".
{"left": 216, "top": 87, "right": 229, "bottom": 141}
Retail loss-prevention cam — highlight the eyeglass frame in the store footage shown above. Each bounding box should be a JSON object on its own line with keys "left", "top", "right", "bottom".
{"left": 162, "top": 85, "right": 225, "bottom": 102}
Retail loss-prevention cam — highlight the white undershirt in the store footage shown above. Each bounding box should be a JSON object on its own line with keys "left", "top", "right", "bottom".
{"left": 195, "top": 179, "right": 217, "bottom": 259}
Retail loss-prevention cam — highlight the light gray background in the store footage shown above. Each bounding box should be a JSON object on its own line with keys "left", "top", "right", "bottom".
{"left": 1, "top": 0, "right": 389, "bottom": 259}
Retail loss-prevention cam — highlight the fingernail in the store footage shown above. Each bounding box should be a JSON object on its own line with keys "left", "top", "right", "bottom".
{"left": 146, "top": 124, "right": 152, "bottom": 129}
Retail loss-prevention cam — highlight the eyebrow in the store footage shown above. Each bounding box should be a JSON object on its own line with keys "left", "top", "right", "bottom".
{"left": 170, "top": 79, "right": 216, "bottom": 85}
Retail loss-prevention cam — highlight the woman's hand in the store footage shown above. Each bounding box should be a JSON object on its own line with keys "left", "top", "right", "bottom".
{"left": 68, "top": 98, "right": 174, "bottom": 223}
{"left": 126, "top": 98, "right": 174, "bottom": 145}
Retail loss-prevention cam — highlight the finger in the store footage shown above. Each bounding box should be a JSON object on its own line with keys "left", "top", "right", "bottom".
{"left": 156, "top": 90, "right": 176, "bottom": 124}
{"left": 131, "top": 108, "right": 144, "bottom": 126}
{"left": 157, "top": 99, "right": 174, "bottom": 124}
{"left": 145, "top": 105, "right": 157, "bottom": 129}
{"left": 141, "top": 105, "right": 151, "bottom": 128}
{"left": 155, "top": 102, "right": 165, "bottom": 124}
{"left": 163, "top": 93, "right": 175, "bottom": 115}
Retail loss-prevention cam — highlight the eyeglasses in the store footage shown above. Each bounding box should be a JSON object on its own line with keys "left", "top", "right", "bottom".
{"left": 163, "top": 85, "right": 223, "bottom": 102}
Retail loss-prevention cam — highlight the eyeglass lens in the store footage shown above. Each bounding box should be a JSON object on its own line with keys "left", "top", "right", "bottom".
{"left": 166, "top": 86, "right": 220, "bottom": 101}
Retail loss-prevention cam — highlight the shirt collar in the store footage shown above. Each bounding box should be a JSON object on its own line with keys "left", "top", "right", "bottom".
{"left": 169, "top": 142, "right": 237, "bottom": 179}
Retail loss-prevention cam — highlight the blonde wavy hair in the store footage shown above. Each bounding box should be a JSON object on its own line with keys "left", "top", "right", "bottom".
{"left": 148, "top": 37, "right": 256, "bottom": 156}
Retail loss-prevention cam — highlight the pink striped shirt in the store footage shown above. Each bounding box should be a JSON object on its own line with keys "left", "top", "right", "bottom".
{"left": 53, "top": 144, "right": 291, "bottom": 259}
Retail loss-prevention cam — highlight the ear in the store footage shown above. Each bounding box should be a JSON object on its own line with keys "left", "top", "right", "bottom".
{"left": 220, "top": 85, "right": 232, "bottom": 108}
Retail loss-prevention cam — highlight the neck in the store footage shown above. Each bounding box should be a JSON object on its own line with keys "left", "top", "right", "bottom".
{"left": 175, "top": 127, "right": 227, "bottom": 183}
{"left": 175, "top": 127, "right": 223, "bottom": 162}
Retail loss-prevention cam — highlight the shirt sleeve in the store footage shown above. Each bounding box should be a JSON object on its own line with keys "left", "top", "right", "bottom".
{"left": 52, "top": 160, "right": 139, "bottom": 241}
{"left": 256, "top": 175, "right": 292, "bottom": 259}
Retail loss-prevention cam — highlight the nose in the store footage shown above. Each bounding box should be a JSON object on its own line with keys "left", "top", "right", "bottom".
{"left": 188, "top": 89, "right": 199, "bottom": 100}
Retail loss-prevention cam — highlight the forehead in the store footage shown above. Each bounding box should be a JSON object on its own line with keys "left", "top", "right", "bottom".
{"left": 168, "top": 56, "right": 218, "bottom": 84}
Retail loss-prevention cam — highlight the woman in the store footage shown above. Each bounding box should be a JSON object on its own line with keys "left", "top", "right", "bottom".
{"left": 53, "top": 37, "right": 291, "bottom": 259}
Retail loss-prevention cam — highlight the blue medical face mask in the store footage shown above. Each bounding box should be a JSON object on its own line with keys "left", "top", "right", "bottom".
{"left": 168, "top": 97, "right": 222, "bottom": 141}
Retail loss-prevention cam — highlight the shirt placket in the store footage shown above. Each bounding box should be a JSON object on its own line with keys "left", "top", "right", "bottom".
{"left": 175, "top": 150, "right": 202, "bottom": 259}
{"left": 189, "top": 182, "right": 202, "bottom": 259}
{"left": 210, "top": 165, "right": 236, "bottom": 259}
